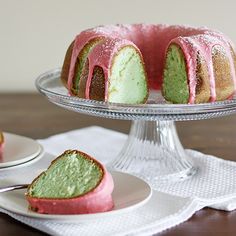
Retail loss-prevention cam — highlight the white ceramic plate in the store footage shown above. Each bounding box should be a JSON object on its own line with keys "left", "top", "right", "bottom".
{"left": 0, "top": 171, "right": 152, "bottom": 222}
{"left": 0, "top": 145, "right": 44, "bottom": 171}
{"left": 0, "top": 133, "right": 41, "bottom": 168}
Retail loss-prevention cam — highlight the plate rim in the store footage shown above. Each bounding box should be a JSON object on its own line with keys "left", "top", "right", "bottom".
{"left": 0, "top": 132, "right": 41, "bottom": 168}
{"left": 0, "top": 145, "right": 44, "bottom": 171}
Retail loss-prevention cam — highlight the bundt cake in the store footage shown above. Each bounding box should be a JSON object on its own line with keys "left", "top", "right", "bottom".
{"left": 26, "top": 150, "right": 114, "bottom": 214}
{"left": 61, "top": 24, "right": 236, "bottom": 104}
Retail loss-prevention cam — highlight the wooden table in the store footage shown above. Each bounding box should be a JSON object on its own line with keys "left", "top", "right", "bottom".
{"left": 1, "top": 93, "right": 236, "bottom": 235}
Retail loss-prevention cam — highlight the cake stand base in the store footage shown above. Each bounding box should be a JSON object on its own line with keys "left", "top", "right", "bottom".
{"left": 109, "top": 120, "right": 197, "bottom": 187}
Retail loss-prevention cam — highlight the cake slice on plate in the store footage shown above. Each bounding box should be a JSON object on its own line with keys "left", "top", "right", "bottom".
{"left": 26, "top": 150, "right": 114, "bottom": 214}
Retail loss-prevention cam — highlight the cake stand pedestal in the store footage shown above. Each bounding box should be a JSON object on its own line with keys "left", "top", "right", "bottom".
{"left": 109, "top": 120, "right": 196, "bottom": 185}
{"left": 36, "top": 69, "right": 236, "bottom": 187}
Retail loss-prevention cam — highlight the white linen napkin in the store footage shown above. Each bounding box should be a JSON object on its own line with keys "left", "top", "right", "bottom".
{"left": 0, "top": 126, "right": 236, "bottom": 236}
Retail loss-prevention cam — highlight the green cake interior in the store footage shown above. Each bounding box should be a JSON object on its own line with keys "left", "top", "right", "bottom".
{"left": 73, "top": 39, "right": 103, "bottom": 93}
{"left": 108, "top": 46, "right": 148, "bottom": 104}
{"left": 28, "top": 151, "right": 103, "bottom": 199}
{"left": 163, "top": 44, "right": 189, "bottom": 104}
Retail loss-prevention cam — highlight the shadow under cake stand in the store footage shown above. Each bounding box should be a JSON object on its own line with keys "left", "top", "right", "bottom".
{"left": 36, "top": 69, "right": 236, "bottom": 188}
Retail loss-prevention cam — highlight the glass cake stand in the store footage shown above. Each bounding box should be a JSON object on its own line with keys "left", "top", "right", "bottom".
{"left": 36, "top": 68, "right": 236, "bottom": 187}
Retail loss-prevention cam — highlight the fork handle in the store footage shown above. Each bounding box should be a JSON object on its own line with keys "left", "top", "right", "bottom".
{"left": 0, "top": 184, "right": 28, "bottom": 193}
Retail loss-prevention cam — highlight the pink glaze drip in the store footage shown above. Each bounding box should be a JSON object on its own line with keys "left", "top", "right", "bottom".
{"left": 195, "top": 35, "right": 217, "bottom": 102}
{"left": 67, "top": 24, "right": 236, "bottom": 103}
{"left": 171, "top": 37, "right": 199, "bottom": 104}
{"left": 67, "top": 26, "right": 122, "bottom": 94}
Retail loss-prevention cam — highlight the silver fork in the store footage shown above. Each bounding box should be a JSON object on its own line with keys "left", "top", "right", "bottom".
{"left": 0, "top": 184, "right": 28, "bottom": 193}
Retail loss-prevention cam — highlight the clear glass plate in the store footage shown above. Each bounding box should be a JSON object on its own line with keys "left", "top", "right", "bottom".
{"left": 35, "top": 68, "right": 236, "bottom": 121}
{"left": 35, "top": 68, "right": 236, "bottom": 186}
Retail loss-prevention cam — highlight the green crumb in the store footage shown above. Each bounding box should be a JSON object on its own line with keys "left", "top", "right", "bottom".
{"left": 28, "top": 152, "right": 102, "bottom": 199}
{"left": 163, "top": 44, "right": 189, "bottom": 104}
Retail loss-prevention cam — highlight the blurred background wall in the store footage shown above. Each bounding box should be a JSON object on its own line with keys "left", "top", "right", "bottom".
{"left": 0, "top": 0, "right": 235, "bottom": 92}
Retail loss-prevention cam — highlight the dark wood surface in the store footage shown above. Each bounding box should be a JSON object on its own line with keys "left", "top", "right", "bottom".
{"left": 1, "top": 93, "right": 236, "bottom": 235}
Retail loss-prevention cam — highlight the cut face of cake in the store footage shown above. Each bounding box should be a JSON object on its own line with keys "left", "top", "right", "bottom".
{"left": 108, "top": 46, "right": 148, "bottom": 103}
{"left": 26, "top": 150, "right": 114, "bottom": 214}
{"left": 163, "top": 44, "right": 189, "bottom": 104}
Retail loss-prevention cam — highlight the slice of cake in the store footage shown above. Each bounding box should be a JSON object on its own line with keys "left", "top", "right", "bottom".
{"left": 26, "top": 150, "right": 114, "bottom": 214}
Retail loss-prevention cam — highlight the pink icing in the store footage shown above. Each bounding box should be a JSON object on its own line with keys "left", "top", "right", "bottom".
{"left": 67, "top": 24, "right": 236, "bottom": 104}
{"left": 26, "top": 165, "right": 114, "bottom": 214}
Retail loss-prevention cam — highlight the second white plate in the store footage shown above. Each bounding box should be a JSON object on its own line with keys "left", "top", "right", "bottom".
{"left": 0, "top": 171, "right": 152, "bottom": 222}
{"left": 0, "top": 145, "right": 44, "bottom": 171}
{"left": 0, "top": 133, "right": 41, "bottom": 168}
